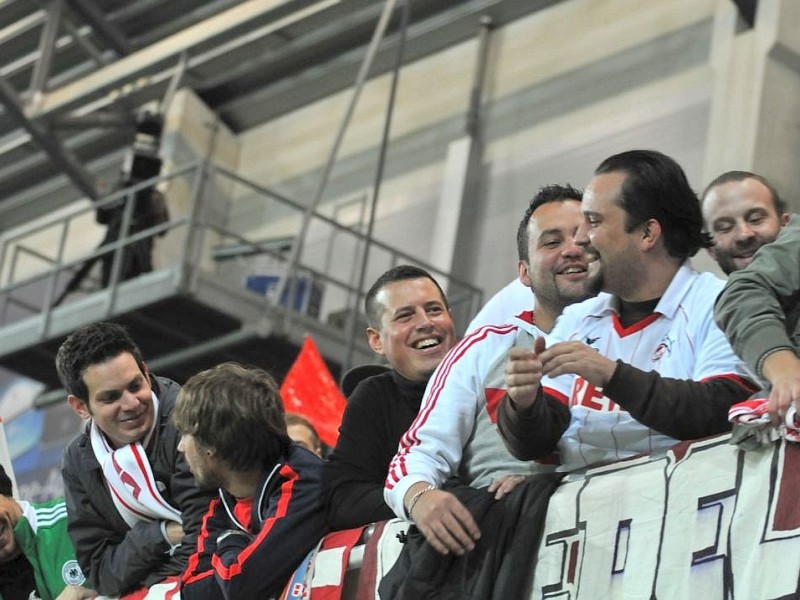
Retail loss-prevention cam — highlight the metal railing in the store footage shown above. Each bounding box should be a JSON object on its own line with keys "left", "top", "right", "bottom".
{"left": 0, "top": 160, "right": 483, "bottom": 349}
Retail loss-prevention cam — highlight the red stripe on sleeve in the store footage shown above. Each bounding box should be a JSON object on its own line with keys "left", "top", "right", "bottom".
{"left": 182, "top": 498, "right": 221, "bottom": 585}
{"left": 212, "top": 464, "right": 298, "bottom": 581}
{"left": 385, "top": 324, "right": 518, "bottom": 487}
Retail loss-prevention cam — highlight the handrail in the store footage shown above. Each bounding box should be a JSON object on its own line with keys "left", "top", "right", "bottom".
{"left": 211, "top": 164, "right": 482, "bottom": 301}
{"left": 0, "top": 160, "right": 483, "bottom": 344}
{"left": 0, "top": 162, "right": 200, "bottom": 249}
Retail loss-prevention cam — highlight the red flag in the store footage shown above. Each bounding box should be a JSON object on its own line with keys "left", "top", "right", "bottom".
{"left": 280, "top": 337, "right": 347, "bottom": 447}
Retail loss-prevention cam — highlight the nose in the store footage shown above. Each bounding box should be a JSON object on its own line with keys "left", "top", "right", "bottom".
{"left": 177, "top": 436, "right": 185, "bottom": 453}
{"left": 575, "top": 221, "right": 590, "bottom": 247}
{"left": 120, "top": 390, "right": 141, "bottom": 410}
{"left": 562, "top": 235, "right": 583, "bottom": 257}
{"left": 413, "top": 309, "right": 434, "bottom": 329}
{"left": 735, "top": 220, "right": 756, "bottom": 241}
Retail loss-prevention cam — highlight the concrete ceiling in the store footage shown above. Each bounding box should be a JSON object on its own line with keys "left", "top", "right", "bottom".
{"left": 0, "top": 0, "right": 563, "bottom": 227}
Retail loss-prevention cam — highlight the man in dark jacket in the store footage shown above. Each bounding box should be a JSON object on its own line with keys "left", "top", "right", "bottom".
{"left": 174, "top": 362, "right": 326, "bottom": 599}
{"left": 57, "top": 321, "right": 213, "bottom": 597}
{"left": 323, "top": 265, "right": 458, "bottom": 530}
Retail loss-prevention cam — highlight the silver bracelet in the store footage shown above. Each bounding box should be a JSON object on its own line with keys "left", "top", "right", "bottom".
{"left": 406, "top": 483, "right": 437, "bottom": 519}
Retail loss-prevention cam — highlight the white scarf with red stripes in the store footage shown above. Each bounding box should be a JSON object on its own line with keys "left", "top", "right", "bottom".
{"left": 90, "top": 392, "right": 182, "bottom": 528}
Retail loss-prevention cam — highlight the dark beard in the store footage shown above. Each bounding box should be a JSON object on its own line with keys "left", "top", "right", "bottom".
{"left": 585, "top": 270, "right": 604, "bottom": 296}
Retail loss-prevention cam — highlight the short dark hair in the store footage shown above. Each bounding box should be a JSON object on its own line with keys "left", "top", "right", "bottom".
{"left": 364, "top": 265, "right": 448, "bottom": 329}
{"left": 56, "top": 321, "right": 146, "bottom": 401}
{"left": 595, "top": 149, "right": 712, "bottom": 258}
{"left": 516, "top": 184, "right": 584, "bottom": 262}
{"left": 173, "top": 362, "right": 290, "bottom": 471}
{"left": 701, "top": 170, "right": 787, "bottom": 217}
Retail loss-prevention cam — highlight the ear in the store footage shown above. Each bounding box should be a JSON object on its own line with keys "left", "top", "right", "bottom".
{"left": 781, "top": 212, "right": 790, "bottom": 227}
{"left": 67, "top": 395, "right": 91, "bottom": 420}
{"left": 640, "top": 218, "right": 662, "bottom": 251}
{"left": 366, "top": 327, "right": 385, "bottom": 356}
{"left": 518, "top": 260, "right": 533, "bottom": 288}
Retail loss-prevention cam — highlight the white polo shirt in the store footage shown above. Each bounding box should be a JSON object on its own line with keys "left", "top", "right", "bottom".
{"left": 543, "top": 262, "right": 750, "bottom": 469}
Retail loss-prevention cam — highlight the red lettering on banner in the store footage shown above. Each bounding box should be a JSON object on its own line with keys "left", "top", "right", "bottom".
{"left": 570, "top": 378, "right": 618, "bottom": 412}
{"left": 771, "top": 442, "right": 800, "bottom": 531}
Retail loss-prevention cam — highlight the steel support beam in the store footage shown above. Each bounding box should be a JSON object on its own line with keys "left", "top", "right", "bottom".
{"left": 0, "top": 75, "right": 97, "bottom": 199}
{"left": 28, "top": 0, "right": 339, "bottom": 120}
{"left": 62, "top": 18, "right": 113, "bottom": 67}
{"left": 29, "top": 0, "right": 64, "bottom": 98}
{"left": 66, "top": 0, "right": 132, "bottom": 56}
{"left": 217, "top": 0, "right": 564, "bottom": 128}
{"left": 52, "top": 111, "right": 135, "bottom": 129}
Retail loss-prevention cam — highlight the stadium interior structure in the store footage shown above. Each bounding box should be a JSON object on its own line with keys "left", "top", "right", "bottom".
{"left": 0, "top": 0, "right": 797, "bottom": 499}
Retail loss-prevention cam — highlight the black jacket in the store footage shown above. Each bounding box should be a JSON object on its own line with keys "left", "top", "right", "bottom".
{"left": 324, "top": 371, "right": 427, "bottom": 530}
{"left": 61, "top": 375, "right": 214, "bottom": 597}
{"left": 379, "top": 473, "right": 561, "bottom": 600}
{"left": 181, "top": 444, "right": 327, "bottom": 599}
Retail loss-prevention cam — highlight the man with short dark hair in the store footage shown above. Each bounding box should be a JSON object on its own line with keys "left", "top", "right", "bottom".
{"left": 324, "top": 265, "right": 457, "bottom": 530}
{"left": 701, "top": 170, "right": 789, "bottom": 275}
{"left": 57, "top": 321, "right": 213, "bottom": 597}
{"left": 384, "top": 185, "right": 597, "bottom": 556}
{"left": 499, "top": 150, "right": 758, "bottom": 471}
{"left": 175, "top": 363, "right": 326, "bottom": 599}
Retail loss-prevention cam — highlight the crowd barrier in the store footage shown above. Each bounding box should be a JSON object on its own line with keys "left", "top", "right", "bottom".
{"left": 298, "top": 434, "right": 799, "bottom": 599}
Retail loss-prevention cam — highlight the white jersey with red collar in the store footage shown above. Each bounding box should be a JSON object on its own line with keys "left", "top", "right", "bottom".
{"left": 384, "top": 310, "right": 554, "bottom": 519}
{"left": 543, "top": 262, "right": 751, "bottom": 469}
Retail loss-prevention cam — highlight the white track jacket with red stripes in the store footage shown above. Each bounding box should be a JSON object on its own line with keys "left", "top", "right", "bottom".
{"left": 384, "top": 310, "right": 554, "bottom": 519}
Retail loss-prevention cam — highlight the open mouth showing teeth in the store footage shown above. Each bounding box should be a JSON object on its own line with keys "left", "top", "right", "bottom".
{"left": 560, "top": 266, "right": 587, "bottom": 275}
{"left": 413, "top": 338, "right": 441, "bottom": 350}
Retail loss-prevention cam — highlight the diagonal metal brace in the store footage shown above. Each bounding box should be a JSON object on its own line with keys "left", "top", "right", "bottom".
{"left": 0, "top": 75, "right": 97, "bottom": 199}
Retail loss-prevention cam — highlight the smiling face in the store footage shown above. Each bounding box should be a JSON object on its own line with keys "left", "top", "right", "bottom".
{"left": 68, "top": 352, "right": 155, "bottom": 449}
{"left": 703, "top": 178, "right": 788, "bottom": 274}
{"left": 366, "top": 277, "right": 457, "bottom": 383}
{"left": 0, "top": 495, "right": 21, "bottom": 563}
{"left": 578, "top": 171, "right": 649, "bottom": 299}
{"left": 520, "top": 200, "right": 597, "bottom": 318}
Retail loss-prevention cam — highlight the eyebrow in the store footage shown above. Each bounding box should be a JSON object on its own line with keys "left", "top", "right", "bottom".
{"left": 423, "top": 300, "right": 445, "bottom": 308}
{"left": 390, "top": 305, "right": 414, "bottom": 316}
{"left": 744, "top": 207, "right": 769, "bottom": 216}
{"left": 538, "top": 228, "right": 564, "bottom": 237}
{"left": 391, "top": 300, "right": 443, "bottom": 315}
{"left": 95, "top": 374, "right": 143, "bottom": 400}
